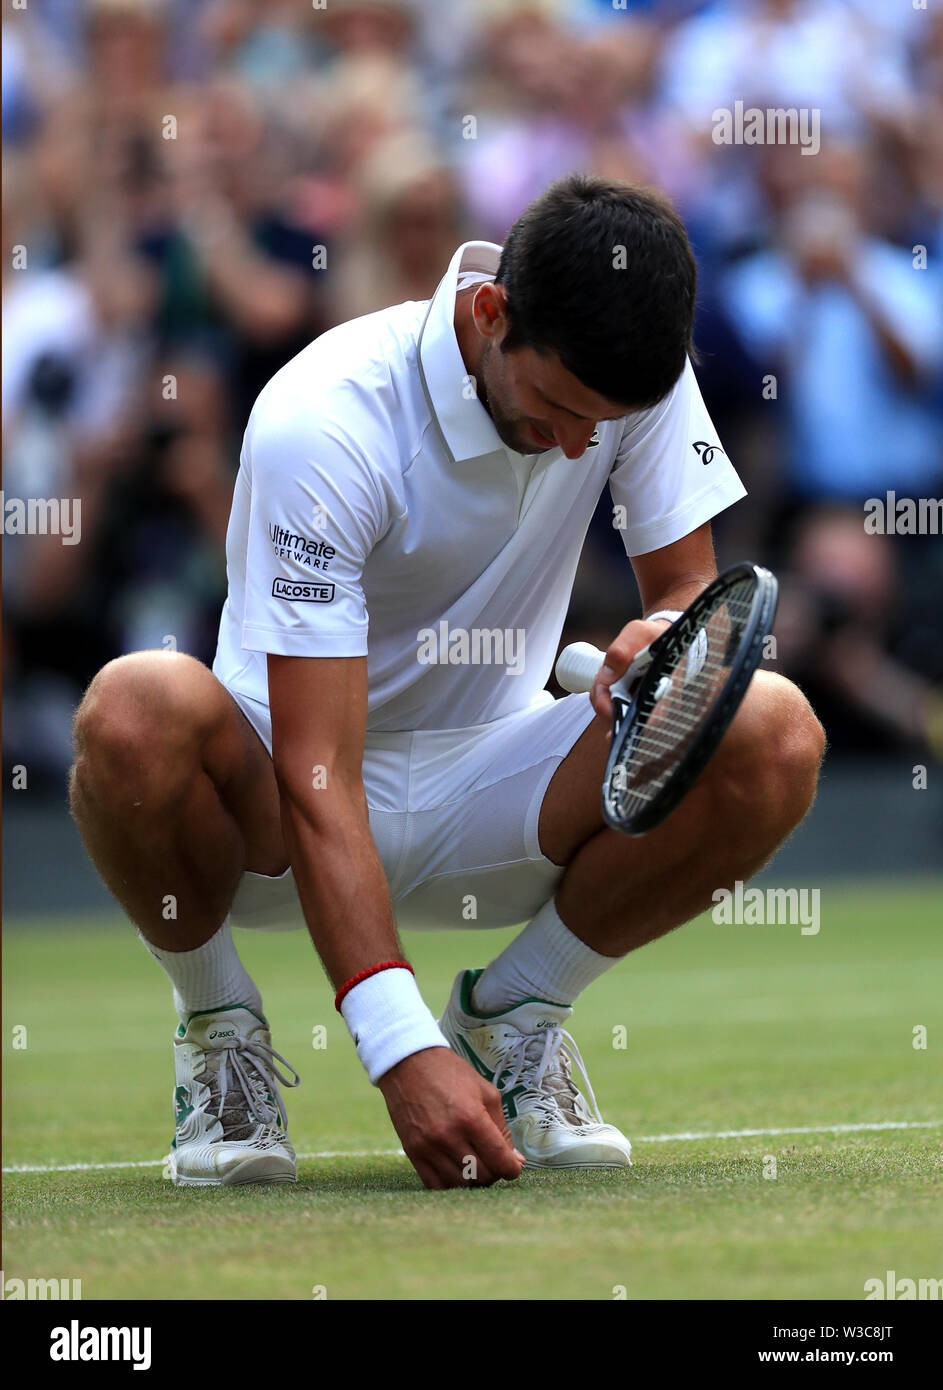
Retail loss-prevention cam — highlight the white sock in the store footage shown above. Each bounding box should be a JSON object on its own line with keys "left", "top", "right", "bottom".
{"left": 471, "top": 899, "right": 619, "bottom": 1013}
{"left": 141, "top": 918, "right": 263, "bottom": 1022}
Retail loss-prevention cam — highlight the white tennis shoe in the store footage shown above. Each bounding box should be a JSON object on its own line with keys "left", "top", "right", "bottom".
{"left": 439, "top": 970, "right": 632, "bottom": 1170}
{"left": 168, "top": 1005, "right": 300, "bottom": 1186}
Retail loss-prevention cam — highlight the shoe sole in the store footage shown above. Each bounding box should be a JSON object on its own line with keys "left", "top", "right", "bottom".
{"left": 520, "top": 1159, "right": 632, "bottom": 1170}
{"left": 170, "top": 1154, "right": 297, "bottom": 1187}
{"left": 172, "top": 1173, "right": 297, "bottom": 1187}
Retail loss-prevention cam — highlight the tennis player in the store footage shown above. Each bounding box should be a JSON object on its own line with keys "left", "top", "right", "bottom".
{"left": 70, "top": 176, "right": 825, "bottom": 1189}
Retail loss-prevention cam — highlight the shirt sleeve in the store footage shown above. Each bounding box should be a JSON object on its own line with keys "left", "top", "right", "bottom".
{"left": 608, "top": 357, "right": 747, "bottom": 557}
{"left": 240, "top": 394, "right": 390, "bottom": 658}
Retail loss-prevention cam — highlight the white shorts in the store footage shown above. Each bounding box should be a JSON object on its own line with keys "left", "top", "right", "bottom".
{"left": 228, "top": 688, "right": 597, "bottom": 933}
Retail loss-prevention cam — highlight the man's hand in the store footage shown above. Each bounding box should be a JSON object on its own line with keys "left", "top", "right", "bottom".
{"left": 378, "top": 1047, "right": 525, "bottom": 1189}
{"left": 591, "top": 617, "right": 673, "bottom": 726}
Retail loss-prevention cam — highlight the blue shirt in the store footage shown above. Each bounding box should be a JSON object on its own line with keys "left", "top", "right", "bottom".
{"left": 722, "top": 240, "right": 943, "bottom": 498}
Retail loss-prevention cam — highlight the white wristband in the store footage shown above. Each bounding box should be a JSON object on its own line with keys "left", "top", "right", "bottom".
{"left": 339, "top": 968, "right": 450, "bottom": 1085}
{"left": 646, "top": 609, "right": 683, "bottom": 626}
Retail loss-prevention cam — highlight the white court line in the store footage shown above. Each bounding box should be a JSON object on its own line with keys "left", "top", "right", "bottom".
{"left": 4, "top": 1118, "right": 940, "bottom": 1175}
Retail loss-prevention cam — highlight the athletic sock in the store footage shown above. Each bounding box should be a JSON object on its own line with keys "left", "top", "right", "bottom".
{"left": 141, "top": 918, "right": 264, "bottom": 1021}
{"left": 471, "top": 898, "right": 619, "bottom": 1013}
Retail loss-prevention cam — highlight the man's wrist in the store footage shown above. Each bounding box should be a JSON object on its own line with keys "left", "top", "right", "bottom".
{"left": 338, "top": 965, "right": 450, "bottom": 1085}
{"left": 645, "top": 608, "right": 684, "bottom": 627}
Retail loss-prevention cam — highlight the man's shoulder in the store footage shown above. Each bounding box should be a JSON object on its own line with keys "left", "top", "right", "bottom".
{"left": 248, "top": 299, "right": 430, "bottom": 453}
{"left": 613, "top": 356, "right": 698, "bottom": 452}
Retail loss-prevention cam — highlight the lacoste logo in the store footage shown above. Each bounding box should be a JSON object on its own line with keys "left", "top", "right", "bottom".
{"left": 693, "top": 441, "right": 724, "bottom": 465}
{"left": 272, "top": 577, "right": 335, "bottom": 603}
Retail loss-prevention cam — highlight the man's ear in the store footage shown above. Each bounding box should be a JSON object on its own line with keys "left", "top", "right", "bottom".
{"left": 472, "top": 282, "right": 509, "bottom": 341}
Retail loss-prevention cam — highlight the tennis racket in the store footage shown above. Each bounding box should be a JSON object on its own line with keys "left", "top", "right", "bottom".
{"left": 555, "top": 562, "right": 779, "bottom": 836}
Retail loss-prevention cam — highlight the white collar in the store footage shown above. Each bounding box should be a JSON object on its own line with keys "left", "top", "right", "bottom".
{"left": 418, "top": 241, "right": 507, "bottom": 464}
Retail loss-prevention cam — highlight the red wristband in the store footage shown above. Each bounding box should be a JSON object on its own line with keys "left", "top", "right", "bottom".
{"left": 334, "top": 960, "right": 414, "bottom": 1012}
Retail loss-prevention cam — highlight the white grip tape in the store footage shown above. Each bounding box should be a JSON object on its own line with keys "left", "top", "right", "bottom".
{"left": 339, "top": 967, "right": 450, "bottom": 1085}
{"left": 556, "top": 641, "right": 653, "bottom": 699}
{"left": 555, "top": 641, "right": 607, "bottom": 694}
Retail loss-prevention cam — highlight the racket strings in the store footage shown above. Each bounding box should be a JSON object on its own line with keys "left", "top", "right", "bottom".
{"left": 609, "top": 580, "right": 758, "bottom": 817}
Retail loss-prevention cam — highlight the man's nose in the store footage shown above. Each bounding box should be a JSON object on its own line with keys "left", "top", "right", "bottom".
{"left": 556, "top": 423, "right": 595, "bottom": 458}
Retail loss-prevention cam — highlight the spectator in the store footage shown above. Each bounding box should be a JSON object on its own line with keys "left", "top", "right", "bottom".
{"left": 776, "top": 507, "right": 943, "bottom": 757}
{"left": 1, "top": 0, "right": 939, "bottom": 785}
{"left": 721, "top": 140, "right": 943, "bottom": 505}
{"left": 331, "top": 133, "right": 467, "bottom": 321}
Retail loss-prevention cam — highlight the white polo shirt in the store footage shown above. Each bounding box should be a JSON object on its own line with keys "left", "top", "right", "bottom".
{"left": 212, "top": 241, "right": 746, "bottom": 732}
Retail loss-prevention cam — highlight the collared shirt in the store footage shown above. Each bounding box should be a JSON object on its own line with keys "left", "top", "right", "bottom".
{"left": 212, "top": 241, "right": 746, "bottom": 732}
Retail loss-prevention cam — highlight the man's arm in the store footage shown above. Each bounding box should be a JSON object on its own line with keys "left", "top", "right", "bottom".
{"left": 632, "top": 520, "right": 717, "bottom": 620}
{"left": 268, "top": 653, "right": 397, "bottom": 983}
{"left": 590, "top": 523, "right": 717, "bottom": 723}
{"left": 266, "top": 653, "right": 523, "bottom": 1189}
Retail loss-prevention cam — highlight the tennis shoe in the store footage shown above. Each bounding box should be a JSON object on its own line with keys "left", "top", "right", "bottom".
{"left": 168, "top": 1005, "right": 300, "bottom": 1186}
{"left": 439, "top": 970, "right": 632, "bottom": 1169}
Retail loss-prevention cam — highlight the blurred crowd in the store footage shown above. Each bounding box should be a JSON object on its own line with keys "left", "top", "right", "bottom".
{"left": 4, "top": 0, "right": 943, "bottom": 788}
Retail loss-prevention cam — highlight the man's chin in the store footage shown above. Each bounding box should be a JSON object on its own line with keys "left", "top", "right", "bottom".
{"left": 498, "top": 424, "right": 552, "bottom": 456}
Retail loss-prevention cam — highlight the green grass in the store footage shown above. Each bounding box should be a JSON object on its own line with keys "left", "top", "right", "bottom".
{"left": 4, "top": 881, "right": 942, "bottom": 1300}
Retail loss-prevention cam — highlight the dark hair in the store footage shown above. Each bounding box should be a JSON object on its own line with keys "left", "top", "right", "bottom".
{"left": 495, "top": 174, "right": 697, "bottom": 409}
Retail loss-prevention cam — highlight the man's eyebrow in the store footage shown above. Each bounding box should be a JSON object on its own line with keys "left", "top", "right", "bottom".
{"left": 535, "top": 386, "right": 624, "bottom": 422}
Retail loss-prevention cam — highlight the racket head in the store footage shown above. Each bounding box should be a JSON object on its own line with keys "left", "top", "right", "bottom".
{"left": 602, "top": 562, "right": 779, "bottom": 835}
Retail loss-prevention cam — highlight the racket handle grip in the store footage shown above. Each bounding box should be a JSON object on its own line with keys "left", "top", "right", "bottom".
{"left": 555, "top": 642, "right": 607, "bottom": 694}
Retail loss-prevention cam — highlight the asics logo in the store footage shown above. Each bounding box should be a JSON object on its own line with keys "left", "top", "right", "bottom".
{"left": 207, "top": 1026, "right": 236, "bottom": 1041}
{"left": 693, "top": 440, "right": 724, "bottom": 465}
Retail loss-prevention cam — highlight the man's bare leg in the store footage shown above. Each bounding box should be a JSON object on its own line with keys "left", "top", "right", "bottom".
{"left": 471, "top": 672, "right": 825, "bottom": 1013}
{"left": 69, "top": 651, "right": 287, "bottom": 951}
{"left": 444, "top": 676, "right": 824, "bottom": 1172}
{"left": 541, "top": 671, "right": 826, "bottom": 955}
{"left": 70, "top": 651, "right": 301, "bottom": 1186}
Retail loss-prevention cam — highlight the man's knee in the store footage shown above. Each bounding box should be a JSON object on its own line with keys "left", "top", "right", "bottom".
{"left": 716, "top": 672, "right": 825, "bottom": 829}
{"left": 763, "top": 673, "right": 826, "bottom": 782}
{"left": 71, "top": 652, "right": 220, "bottom": 798}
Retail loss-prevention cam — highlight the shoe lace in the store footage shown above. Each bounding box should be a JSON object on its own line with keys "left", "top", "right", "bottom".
{"left": 209, "top": 1036, "right": 300, "bottom": 1136}
{"left": 496, "top": 1026, "right": 603, "bottom": 1128}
